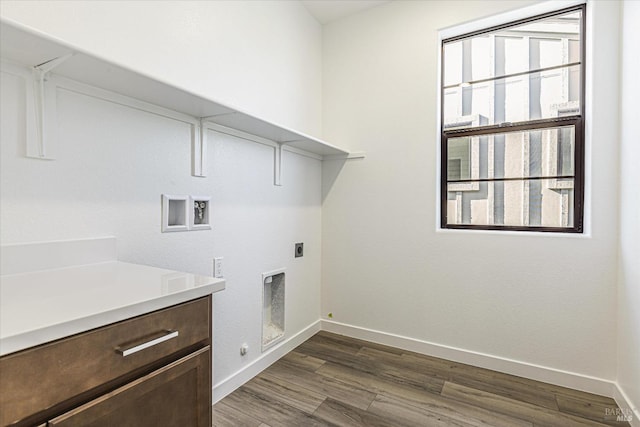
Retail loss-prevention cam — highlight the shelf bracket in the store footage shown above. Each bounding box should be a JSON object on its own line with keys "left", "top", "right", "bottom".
{"left": 192, "top": 116, "right": 223, "bottom": 177}
{"left": 274, "top": 143, "right": 283, "bottom": 186}
{"left": 28, "top": 53, "right": 74, "bottom": 160}
{"left": 191, "top": 118, "right": 208, "bottom": 177}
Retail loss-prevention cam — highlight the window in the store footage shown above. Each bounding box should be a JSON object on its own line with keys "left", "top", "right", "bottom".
{"left": 440, "top": 5, "right": 585, "bottom": 233}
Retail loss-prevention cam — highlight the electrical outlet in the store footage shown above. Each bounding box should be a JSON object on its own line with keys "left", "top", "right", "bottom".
{"left": 214, "top": 257, "right": 223, "bottom": 278}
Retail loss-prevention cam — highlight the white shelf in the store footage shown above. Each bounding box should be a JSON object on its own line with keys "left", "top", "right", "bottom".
{"left": 0, "top": 19, "right": 349, "bottom": 159}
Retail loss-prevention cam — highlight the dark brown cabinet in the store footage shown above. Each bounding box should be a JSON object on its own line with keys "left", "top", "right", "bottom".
{"left": 0, "top": 296, "right": 212, "bottom": 427}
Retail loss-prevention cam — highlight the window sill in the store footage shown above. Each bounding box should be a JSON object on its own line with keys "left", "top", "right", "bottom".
{"left": 435, "top": 226, "right": 591, "bottom": 239}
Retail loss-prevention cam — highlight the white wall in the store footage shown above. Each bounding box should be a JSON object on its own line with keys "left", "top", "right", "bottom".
{"left": 322, "top": 0, "right": 620, "bottom": 385}
{"left": 0, "top": 0, "right": 323, "bottom": 137}
{"left": 0, "top": 0, "right": 323, "bottom": 395}
{"left": 618, "top": 0, "right": 640, "bottom": 418}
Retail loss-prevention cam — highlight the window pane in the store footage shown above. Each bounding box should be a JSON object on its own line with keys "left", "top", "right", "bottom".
{"left": 443, "top": 9, "right": 581, "bottom": 86}
{"left": 447, "top": 179, "right": 575, "bottom": 227}
{"left": 443, "top": 41, "right": 463, "bottom": 87}
{"left": 471, "top": 36, "right": 492, "bottom": 81}
{"left": 447, "top": 138, "right": 471, "bottom": 180}
{"left": 446, "top": 126, "right": 575, "bottom": 181}
{"left": 443, "top": 65, "right": 580, "bottom": 128}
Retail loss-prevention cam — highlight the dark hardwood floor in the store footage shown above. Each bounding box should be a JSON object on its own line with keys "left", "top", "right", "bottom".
{"left": 213, "top": 331, "right": 629, "bottom": 426}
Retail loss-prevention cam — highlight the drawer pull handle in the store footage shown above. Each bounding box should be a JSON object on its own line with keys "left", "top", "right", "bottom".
{"left": 117, "top": 330, "right": 179, "bottom": 357}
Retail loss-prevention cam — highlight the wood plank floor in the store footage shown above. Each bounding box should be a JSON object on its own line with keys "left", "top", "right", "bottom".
{"left": 213, "top": 332, "right": 629, "bottom": 426}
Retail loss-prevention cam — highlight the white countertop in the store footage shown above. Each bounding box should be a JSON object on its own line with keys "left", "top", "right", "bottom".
{"left": 0, "top": 261, "right": 225, "bottom": 356}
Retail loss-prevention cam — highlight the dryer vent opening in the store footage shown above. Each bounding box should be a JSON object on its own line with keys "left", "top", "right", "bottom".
{"left": 262, "top": 270, "right": 285, "bottom": 351}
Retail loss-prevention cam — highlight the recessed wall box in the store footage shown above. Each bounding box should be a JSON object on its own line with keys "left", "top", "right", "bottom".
{"left": 262, "top": 269, "right": 285, "bottom": 351}
{"left": 190, "top": 196, "right": 211, "bottom": 230}
{"left": 161, "top": 194, "right": 189, "bottom": 232}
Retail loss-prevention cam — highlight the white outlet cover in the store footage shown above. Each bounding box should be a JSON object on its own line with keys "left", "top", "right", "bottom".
{"left": 214, "top": 257, "right": 223, "bottom": 278}
{"left": 190, "top": 195, "right": 211, "bottom": 231}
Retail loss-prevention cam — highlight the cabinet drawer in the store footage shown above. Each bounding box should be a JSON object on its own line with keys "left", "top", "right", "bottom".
{"left": 0, "top": 296, "right": 210, "bottom": 426}
{"left": 48, "top": 346, "right": 211, "bottom": 427}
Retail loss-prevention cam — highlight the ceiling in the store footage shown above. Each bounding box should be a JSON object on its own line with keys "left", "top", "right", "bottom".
{"left": 301, "top": 0, "right": 390, "bottom": 24}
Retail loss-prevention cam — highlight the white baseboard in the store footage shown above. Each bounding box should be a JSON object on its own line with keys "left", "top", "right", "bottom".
{"left": 212, "top": 320, "right": 321, "bottom": 403}
{"left": 613, "top": 383, "right": 640, "bottom": 427}
{"left": 321, "top": 319, "right": 616, "bottom": 398}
